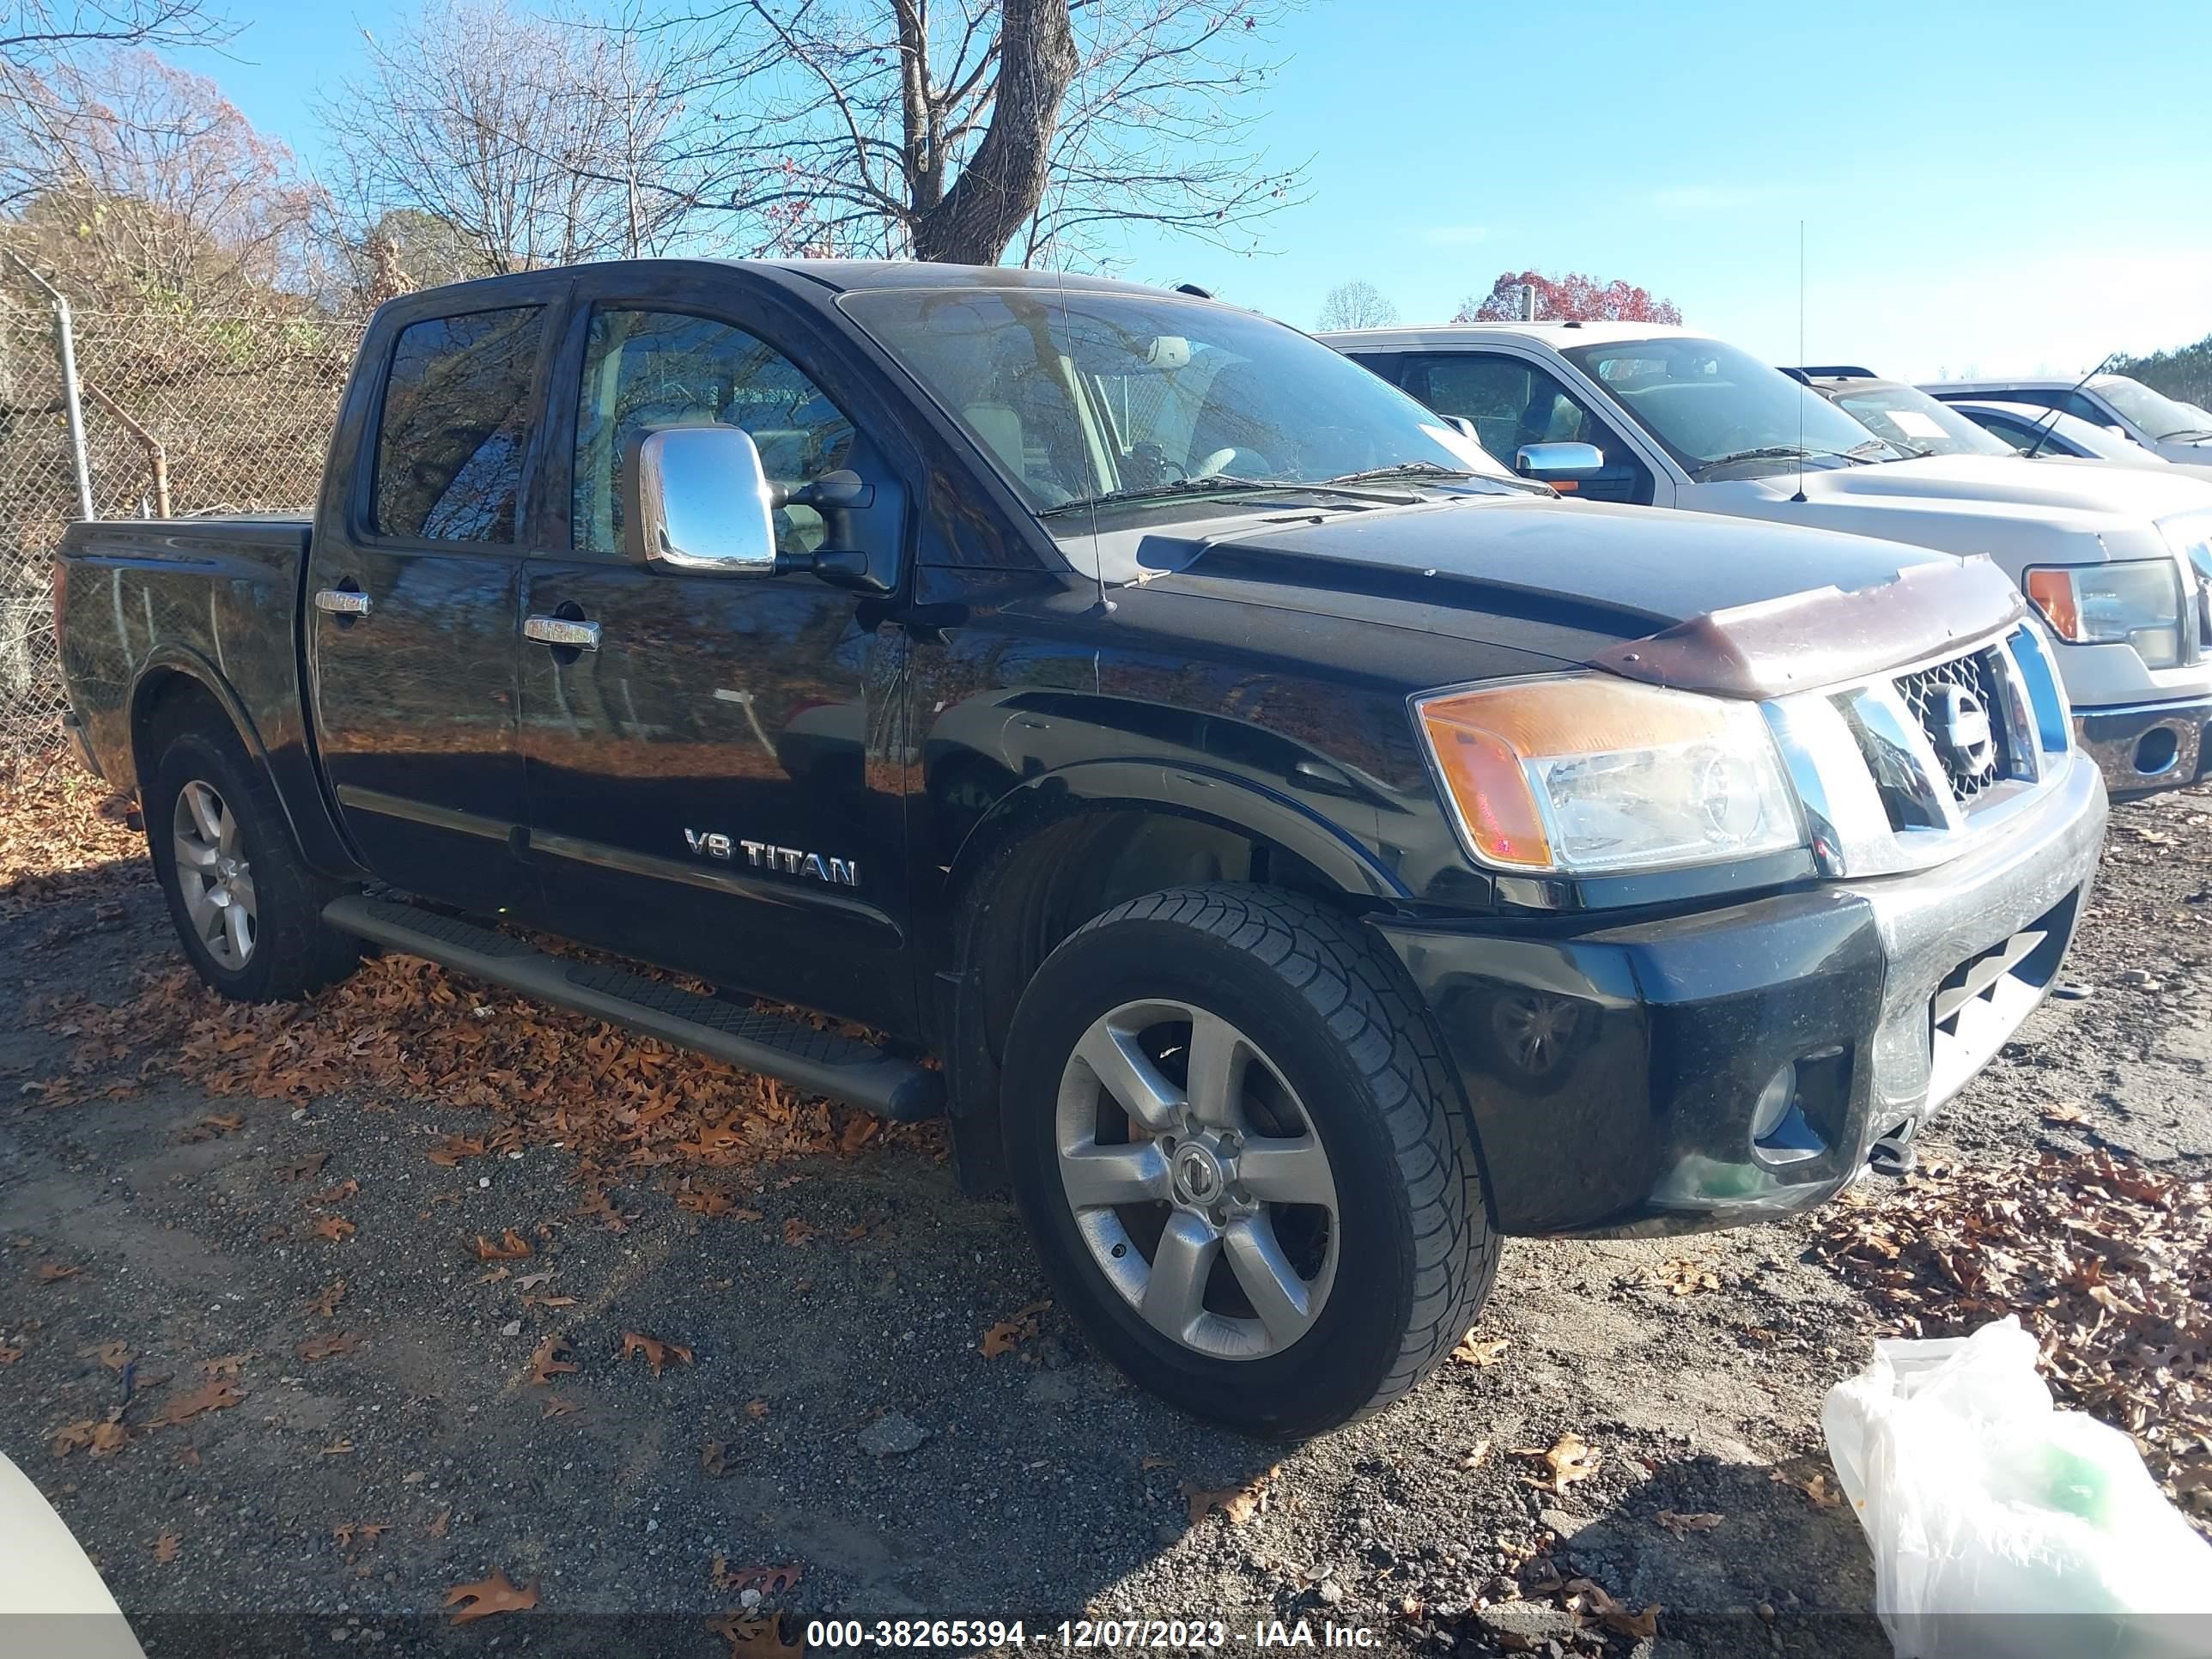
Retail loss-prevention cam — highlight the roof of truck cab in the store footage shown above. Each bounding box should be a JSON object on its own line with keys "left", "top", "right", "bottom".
{"left": 1319, "top": 321, "right": 1698, "bottom": 350}
{"left": 384, "top": 257, "right": 1201, "bottom": 306}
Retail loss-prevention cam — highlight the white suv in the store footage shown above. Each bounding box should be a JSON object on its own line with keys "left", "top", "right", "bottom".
{"left": 1323, "top": 323, "right": 2212, "bottom": 796}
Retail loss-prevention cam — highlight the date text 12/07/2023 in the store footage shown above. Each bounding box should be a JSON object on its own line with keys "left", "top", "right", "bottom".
{"left": 804, "top": 1620, "right": 1384, "bottom": 1649}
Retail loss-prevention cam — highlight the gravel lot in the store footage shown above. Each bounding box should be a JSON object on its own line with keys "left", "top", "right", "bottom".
{"left": 1, "top": 763, "right": 2207, "bottom": 1658}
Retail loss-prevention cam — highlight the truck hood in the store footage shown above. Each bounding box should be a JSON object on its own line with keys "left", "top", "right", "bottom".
{"left": 1714, "top": 453, "right": 2212, "bottom": 529}
{"left": 1135, "top": 492, "right": 2016, "bottom": 692}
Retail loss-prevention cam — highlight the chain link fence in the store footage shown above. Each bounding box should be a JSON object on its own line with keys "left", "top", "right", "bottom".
{"left": 0, "top": 292, "right": 365, "bottom": 753}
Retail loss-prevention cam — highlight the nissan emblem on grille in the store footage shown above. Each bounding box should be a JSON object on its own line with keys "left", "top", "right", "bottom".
{"left": 1898, "top": 649, "right": 2010, "bottom": 805}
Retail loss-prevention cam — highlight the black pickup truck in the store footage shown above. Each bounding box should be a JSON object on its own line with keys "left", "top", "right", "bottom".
{"left": 56, "top": 260, "right": 2106, "bottom": 1436}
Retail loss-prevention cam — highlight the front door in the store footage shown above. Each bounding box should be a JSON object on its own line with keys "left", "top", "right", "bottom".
{"left": 306, "top": 296, "right": 558, "bottom": 911}
{"left": 1388, "top": 351, "right": 1657, "bottom": 505}
{"left": 516, "top": 299, "right": 913, "bottom": 1031}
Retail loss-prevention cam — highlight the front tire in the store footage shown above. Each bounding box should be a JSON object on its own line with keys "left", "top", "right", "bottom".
{"left": 145, "top": 719, "right": 361, "bottom": 1002}
{"left": 1001, "top": 885, "right": 1498, "bottom": 1437}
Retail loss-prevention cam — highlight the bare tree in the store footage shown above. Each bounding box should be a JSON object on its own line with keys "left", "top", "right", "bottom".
{"left": 1316, "top": 280, "right": 1396, "bottom": 331}
{"left": 641, "top": 0, "right": 1306, "bottom": 266}
{"left": 319, "top": 0, "right": 707, "bottom": 276}
{"left": 3, "top": 0, "right": 232, "bottom": 72}
{"left": 0, "top": 48, "right": 319, "bottom": 303}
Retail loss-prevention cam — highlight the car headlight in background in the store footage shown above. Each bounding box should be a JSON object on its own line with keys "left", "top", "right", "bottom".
{"left": 2022, "top": 560, "right": 2185, "bottom": 668}
{"left": 1413, "top": 675, "right": 1806, "bottom": 874}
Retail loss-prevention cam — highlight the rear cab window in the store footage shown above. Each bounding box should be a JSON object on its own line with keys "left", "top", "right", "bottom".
{"left": 373, "top": 307, "right": 547, "bottom": 544}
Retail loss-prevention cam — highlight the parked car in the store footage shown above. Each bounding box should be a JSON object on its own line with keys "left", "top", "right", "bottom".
{"left": 1922, "top": 374, "right": 2212, "bottom": 465}
{"left": 0, "top": 1451, "right": 145, "bottom": 1659}
{"left": 1326, "top": 323, "right": 2212, "bottom": 795}
{"left": 1950, "top": 398, "right": 2212, "bottom": 483}
{"left": 57, "top": 262, "right": 2105, "bottom": 1436}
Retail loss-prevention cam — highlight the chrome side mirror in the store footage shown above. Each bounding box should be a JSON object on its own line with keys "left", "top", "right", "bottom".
{"left": 623, "top": 426, "right": 778, "bottom": 575}
{"left": 1515, "top": 441, "right": 1605, "bottom": 479}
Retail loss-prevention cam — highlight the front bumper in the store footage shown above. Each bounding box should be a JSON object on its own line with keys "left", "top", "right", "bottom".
{"left": 2075, "top": 696, "right": 2212, "bottom": 795}
{"left": 1370, "top": 752, "right": 2106, "bottom": 1238}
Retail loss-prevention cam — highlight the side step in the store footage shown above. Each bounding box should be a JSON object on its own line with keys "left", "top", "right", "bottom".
{"left": 321, "top": 895, "right": 943, "bottom": 1121}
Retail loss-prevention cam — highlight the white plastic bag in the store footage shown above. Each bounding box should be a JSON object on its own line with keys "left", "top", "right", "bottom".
{"left": 1822, "top": 1317, "right": 2212, "bottom": 1659}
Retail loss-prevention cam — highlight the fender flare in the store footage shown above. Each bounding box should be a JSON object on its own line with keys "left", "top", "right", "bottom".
{"left": 127, "top": 649, "right": 363, "bottom": 879}
{"left": 946, "top": 756, "right": 1410, "bottom": 908}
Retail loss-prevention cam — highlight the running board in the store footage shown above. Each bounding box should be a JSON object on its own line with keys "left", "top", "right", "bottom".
{"left": 320, "top": 895, "right": 943, "bottom": 1121}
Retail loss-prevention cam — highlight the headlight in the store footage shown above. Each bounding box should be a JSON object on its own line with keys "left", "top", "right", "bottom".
{"left": 2022, "top": 560, "right": 2185, "bottom": 668}
{"left": 1413, "top": 675, "right": 1807, "bottom": 874}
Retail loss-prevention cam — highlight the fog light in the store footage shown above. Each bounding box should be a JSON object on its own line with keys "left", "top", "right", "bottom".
{"left": 1750, "top": 1062, "right": 1797, "bottom": 1141}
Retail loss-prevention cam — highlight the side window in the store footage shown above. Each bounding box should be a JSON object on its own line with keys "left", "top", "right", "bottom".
{"left": 1402, "top": 354, "right": 1649, "bottom": 501}
{"left": 374, "top": 307, "right": 545, "bottom": 544}
{"left": 573, "top": 308, "right": 855, "bottom": 556}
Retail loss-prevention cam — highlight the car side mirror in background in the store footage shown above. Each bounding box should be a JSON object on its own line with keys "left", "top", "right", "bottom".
{"left": 623, "top": 426, "right": 779, "bottom": 575}
{"left": 1515, "top": 441, "right": 1605, "bottom": 480}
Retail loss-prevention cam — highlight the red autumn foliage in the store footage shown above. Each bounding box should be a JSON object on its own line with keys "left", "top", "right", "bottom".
{"left": 1455, "top": 270, "right": 1683, "bottom": 325}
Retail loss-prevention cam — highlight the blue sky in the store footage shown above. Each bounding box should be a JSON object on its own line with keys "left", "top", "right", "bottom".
{"left": 182, "top": 0, "right": 2211, "bottom": 380}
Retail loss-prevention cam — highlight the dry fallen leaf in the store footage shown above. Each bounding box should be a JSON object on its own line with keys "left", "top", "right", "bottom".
{"left": 278, "top": 1152, "right": 331, "bottom": 1182}
{"left": 79, "top": 1340, "right": 131, "bottom": 1371}
{"left": 526, "top": 1334, "right": 577, "bottom": 1386}
{"left": 297, "top": 1331, "right": 359, "bottom": 1364}
{"left": 426, "top": 1508, "right": 451, "bottom": 1539}
{"left": 1656, "top": 1258, "right": 1722, "bottom": 1296}
{"left": 427, "top": 1133, "right": 488, "bottom": 1167}
{"left": 744, "top": 1398, "right": 769, "bottom": 1419}
{"left": 53, "top": 1415, "right": 130, "bottom": 1457}
{"left": 702, "top": 1440, "right": 728, "bottom": 1477}
{"left": 540, "top": 1396, "right": 585, "bottom": 1420}
{"left": 331, "top": 1522, "right": 388, "bottom": 1549}
{"left": 309, "top": 1216, "right": 355, "bottom": 1243}
{"left": 202, "top": 1352, "right": 252, "bottom": 1377}
{"left": 678, "top": 1187, "right": 738, "bottom": 1218}
{"left": 1568, "top": 1578, "right": 1661, "bottom": 1642}
{"left": 980, "top": 1300, "right": 1050, "bottom": 1358}
{"left": 0, "top": 1344, "right": 22, "bottom": 1364}
{"left": 1774, "top": 1469, "right": 1843, "bottom": 1510}
{"left": 320, "top": 1438, "right": 356, "bottom": 1455}
{"left": 1182, "top": 1464, "right": 1280, "bottom": 1525}
{"left": 2041, "top": 1103, "right": 2088, "bottom": 1125}
{"left": 444, "top": 1568, "right": 538, "bottom": 1624}
{"left": 1458, "top": 1439, "right": 1492, "bottom": 1471}
{"left": 1515, "top": 1432, "right": 1601, "bottom": 1493}
{"left": 310, "top": 1179, "right": 360, "bottom": 1205}
{"left": 1450, "top": 1331, "right": 1509, "bottom": 1367}
{"left": 781, "top": 1216, "right": 814, "bottom": 1247}
{"left": 713, "top": 1561, "right": 804, "bottom": 1595}
{"left": 1140, "top": 1454, "right": 1174, "bottom": 1471}
{"left": 146, "top": 1379, "right": 244, "bottom": 1430}
{"left": 307, "top": 1281, "right": 346, "bottom": 1319}
{"left": 1655, "top": 1510, "right": 1723, "bottom": 1537}
{"left": 471, "top": 1230, "right": 534, "bottom": 1261}
{"left": 152, "top": 1530, "right": 180, "bottom": 1564}
{"left": 619, "top": 1331, "right": 694, "bottom": 1377}
{"left": 35, "top": 1261, "right": 82, "bottom": 1284}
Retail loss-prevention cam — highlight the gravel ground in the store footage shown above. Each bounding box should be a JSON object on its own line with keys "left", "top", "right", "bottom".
{"left": 1, "top": 769, "right": 2207, "bottom": 1659}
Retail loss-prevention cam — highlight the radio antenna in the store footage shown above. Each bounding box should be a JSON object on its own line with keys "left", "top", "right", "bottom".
{"left": 2023, "top": 349, "right": 2118, "bottom": 460}
{"left": 1791, "top": 219, "right": 1808, "bottom": 503}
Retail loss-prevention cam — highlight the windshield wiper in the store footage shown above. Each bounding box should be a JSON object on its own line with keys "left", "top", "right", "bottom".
{"left": 1038, "top": 475, "right": 1418, "bottom": 517}
{"left": 1323, "top": 461, "right": 1474, "bottom": 483}
{"left": 1692, "top": 444, "right": 1869, "bottom": 476}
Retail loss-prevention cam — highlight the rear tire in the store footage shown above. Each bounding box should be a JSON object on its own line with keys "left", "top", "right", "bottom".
{"left": 145, "top": 716, "right": 361, "bottom": 1001}
{"left": 1001, "top": 884, "right": 1498, "bottom": 1438}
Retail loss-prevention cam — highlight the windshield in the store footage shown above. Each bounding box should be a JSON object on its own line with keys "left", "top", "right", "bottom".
{"left": 2090, "top": 374, "right": 2212, "bottom": 440}
{"left": 839, "top": 286, "right": 1504, "bottom": 515}
{"left": 1826, "top": 382, "right": 2015, "bottom": 459}
{"left": 1559, "top": 336, "right": 1901, "bottom": 475}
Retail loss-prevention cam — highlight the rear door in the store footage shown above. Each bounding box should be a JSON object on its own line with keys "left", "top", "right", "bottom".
{"left": 305, "top": 284, "right": 565, "bottom": 910}
{"left": 514, "top": 277, "right": 915, "bottom": 1031}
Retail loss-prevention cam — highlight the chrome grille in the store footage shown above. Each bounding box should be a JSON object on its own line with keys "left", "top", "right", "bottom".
{"left": 1895, "top": 647, "right": 2014, "bottom": 807}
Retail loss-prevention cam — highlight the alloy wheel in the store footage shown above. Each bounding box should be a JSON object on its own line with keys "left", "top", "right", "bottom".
{"left": 172, "top": 779, "right": 257, "bottom": 969}
{"left": 1054, "top": 999, "right": 1339, "bottom": 1361}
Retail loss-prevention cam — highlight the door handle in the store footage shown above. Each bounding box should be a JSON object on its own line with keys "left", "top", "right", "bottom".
{"left": 525, "top": 614, "right": 601, "bottom": 652}
{"left": 314, "top": 587, "right": 371, "bottom": 617}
